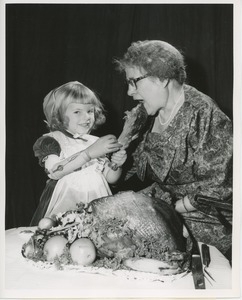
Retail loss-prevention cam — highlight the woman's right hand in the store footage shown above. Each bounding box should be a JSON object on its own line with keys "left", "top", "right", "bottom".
{"left": 86, "top": 135, "right": 122, "bottom": 159}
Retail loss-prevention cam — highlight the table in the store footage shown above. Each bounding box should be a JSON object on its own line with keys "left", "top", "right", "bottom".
{"left": 2, "top": 226, "right": 234, "bottom": 298}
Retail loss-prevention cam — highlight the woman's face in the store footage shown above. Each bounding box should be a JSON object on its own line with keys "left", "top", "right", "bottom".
{"left": 64, "top": 103, "right": 95, "bottom": 135}
{"left": 125, "top": 67, "right": 168, "bottom": 115}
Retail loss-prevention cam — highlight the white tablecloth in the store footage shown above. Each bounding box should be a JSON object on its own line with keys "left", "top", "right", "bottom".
{"left": 2, "top": 226, "right": 234, "bottom": 298}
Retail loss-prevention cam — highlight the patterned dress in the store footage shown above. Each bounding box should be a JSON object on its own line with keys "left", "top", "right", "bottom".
{"left": 126, "top": 85, "right": 233, "bottom": 256}
{"left": 30, "top": 131, "right": 112, "bottom": 225}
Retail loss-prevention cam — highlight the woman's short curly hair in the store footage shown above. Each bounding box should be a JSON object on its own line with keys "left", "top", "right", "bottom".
{"left": 114, "top": 40, "right": 186, "bottom": 85}
{"left": 43, "top": 81, "right": 106, "bottom": 132}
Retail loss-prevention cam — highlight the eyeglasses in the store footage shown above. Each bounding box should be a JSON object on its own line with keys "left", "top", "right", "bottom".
{"left": 126, "top": 74, "right": 149, "bottom": 89}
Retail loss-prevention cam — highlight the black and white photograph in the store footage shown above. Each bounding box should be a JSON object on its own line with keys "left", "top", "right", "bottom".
{"left": 1, "top": 0, "right": 241, "bottom": 299}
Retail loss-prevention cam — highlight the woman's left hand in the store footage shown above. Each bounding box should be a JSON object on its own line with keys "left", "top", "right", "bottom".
{"left": 110, "top": 149, "right": 127, "bottom": 168}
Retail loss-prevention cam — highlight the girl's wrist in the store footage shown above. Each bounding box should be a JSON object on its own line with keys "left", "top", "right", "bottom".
{"left": 112, "top": 165, "right": 122, "bottom": 171}
{"left": 82, "top": 150, "right": 92, "bottom": 162}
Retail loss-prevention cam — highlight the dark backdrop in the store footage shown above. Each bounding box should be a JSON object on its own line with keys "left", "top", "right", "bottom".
{"left": 6, "top": 4, "right": 233, "bottom": 229}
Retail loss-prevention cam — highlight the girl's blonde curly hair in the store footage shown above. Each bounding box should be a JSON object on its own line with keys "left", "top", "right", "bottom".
{"left": 43, "top": 81, "right": 106, "bottom": 132}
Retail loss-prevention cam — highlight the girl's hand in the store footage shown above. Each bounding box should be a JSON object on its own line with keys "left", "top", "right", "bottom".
{"left": 86, "top": 135, "right": 122, "bottom": 159}
{"left": 110, "top": 149, "right": 127, "bottom": 168}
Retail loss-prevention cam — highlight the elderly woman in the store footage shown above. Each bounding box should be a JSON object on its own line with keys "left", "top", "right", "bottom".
{"left": 115, "top": 40, "right": 232, "bottom": 258}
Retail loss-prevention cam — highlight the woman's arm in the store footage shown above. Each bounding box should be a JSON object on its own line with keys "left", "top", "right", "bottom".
{"left": 173, "top": 103, "right": 233, "bottom": 216}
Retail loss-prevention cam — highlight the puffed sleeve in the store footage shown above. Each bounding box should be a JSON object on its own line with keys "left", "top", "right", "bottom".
{"left": 33, "top": 135, "right": 61, "bottom": 168}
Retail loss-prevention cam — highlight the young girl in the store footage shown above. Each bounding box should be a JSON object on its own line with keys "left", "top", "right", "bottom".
{"left": 30, "top": 81, "right": 127, "bottom": 225}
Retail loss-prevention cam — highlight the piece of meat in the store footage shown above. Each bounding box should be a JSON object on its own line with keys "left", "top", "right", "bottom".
{"left": 110, "top": 103, "right": 148, "bottom": 170}
{"left": 117, "top": 103, "right": 148, "bottom": 149}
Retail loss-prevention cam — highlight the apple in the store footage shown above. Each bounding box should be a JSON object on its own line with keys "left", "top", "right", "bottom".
{"left": 70, "top": 238, "right": 96, "bottom": 266}
{"left": 38, "top": 217, "right": 56, "bottom": 230}
{"left": 43, "top": 235, "right": 68, "bottom": 262}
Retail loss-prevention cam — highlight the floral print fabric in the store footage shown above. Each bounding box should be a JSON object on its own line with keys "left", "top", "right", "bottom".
{"left": 126, "top": 85, "right": 233, "bottom": 254}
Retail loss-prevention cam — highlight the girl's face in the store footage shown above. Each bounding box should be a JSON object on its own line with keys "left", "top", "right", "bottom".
{"left": 64, "top": 103, "right": 95, "bottom": 135}
{"left": 125, "top": 67, "right": 169, "bottom": 116}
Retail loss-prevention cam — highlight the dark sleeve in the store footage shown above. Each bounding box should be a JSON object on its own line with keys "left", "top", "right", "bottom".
{"left": 187, "top": 105, "right": 233, "bottom": 216}
{"left": 33, "top": 136, "right": 61, "bottom": 167}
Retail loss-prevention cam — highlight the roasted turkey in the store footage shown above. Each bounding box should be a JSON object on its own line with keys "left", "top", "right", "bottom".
{"left": 22, "top": 191, "right": 191, "bottom": 275}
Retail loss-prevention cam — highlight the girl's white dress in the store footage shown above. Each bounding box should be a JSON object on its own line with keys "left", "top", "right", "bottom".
{"left": 42, "top": 131, "right": 112, "bottom": 218}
